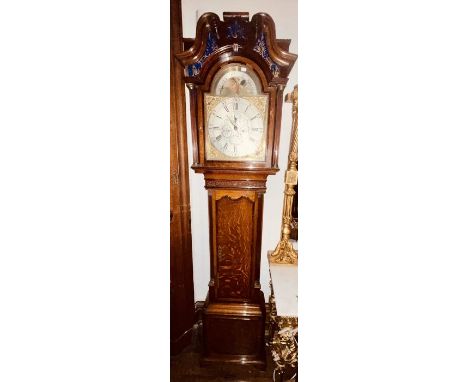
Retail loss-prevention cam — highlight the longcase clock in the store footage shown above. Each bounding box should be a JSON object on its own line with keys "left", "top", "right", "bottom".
{"left": 176, "top": 12, "right": 297, "bottom": 368}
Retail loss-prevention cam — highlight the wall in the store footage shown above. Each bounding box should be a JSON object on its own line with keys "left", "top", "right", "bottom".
{"left": 181, "top": 0, "right": 298, "bottom": 301}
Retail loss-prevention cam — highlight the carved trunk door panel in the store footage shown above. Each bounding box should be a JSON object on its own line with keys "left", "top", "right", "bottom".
{"left": 212, "top": 190, "right": 257, "bottom": 301}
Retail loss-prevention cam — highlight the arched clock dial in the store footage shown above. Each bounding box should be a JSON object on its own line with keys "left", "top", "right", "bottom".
{"left": 207, "top": 97, "right": 265, "bottom": 158}
{"left": 205, "top": 63, "right": 268, "bottom": 161}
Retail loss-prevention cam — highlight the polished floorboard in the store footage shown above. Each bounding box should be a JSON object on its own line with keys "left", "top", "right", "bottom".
{"left": 170, "top": 329, "right": 276, "bottom": 382}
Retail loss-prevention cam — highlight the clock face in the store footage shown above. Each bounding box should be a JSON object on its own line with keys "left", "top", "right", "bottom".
{"left": 207, "top": 97, "right": 265, "bottom": 158}
{"left": 204, "top": 64, "right": 268, "bottom": 161}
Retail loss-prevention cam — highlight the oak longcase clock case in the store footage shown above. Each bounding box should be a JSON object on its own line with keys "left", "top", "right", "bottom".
{"left": 176, "top": 12, "right": 297, "bottom": 367}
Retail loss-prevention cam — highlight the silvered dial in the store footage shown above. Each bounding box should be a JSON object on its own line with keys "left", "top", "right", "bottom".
{"left": 207, "top": 97, "right": 264, "bottom": 158}
{"left": 214, "top": 69, "right": 257, "bottom": 96}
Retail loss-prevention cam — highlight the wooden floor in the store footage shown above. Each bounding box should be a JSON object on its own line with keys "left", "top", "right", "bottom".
{"left": 170, "top": 328, "right": 276, "bottom": 382}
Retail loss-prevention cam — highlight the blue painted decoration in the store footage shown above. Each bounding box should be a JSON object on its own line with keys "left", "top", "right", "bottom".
{"left": 253, "top": 33, "right": 280, "bottom": 77}
{"left": 227, "top": 19, "right": 246, "bottom": 40}
{"left": 187, "top": 32, "right": 218, "bottom": 77}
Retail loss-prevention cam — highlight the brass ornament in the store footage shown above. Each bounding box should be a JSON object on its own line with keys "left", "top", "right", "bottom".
{"left": 270, "top": 85, "right": 298, "bottom": 265}
{"left": 270, "top": 316, "right": 298, "bottom": 369}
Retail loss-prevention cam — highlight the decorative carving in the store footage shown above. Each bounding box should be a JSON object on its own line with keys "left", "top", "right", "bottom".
{"left": 205, "top": 179, "right": 266, "bottom": 190}
{"left": 269, "top": 285, "right": 298, "bottom": 381}
{"left": 215, "top": 195, "right": 254, "bottom": 299}
{"left": 270, "top": 85, "right": 298, "bottom": 265}
{"left": 214, "top": 190, "right": 256, "bottom": 201}
{"left": 270, "top": 316, "right": 298, "bottom": 377}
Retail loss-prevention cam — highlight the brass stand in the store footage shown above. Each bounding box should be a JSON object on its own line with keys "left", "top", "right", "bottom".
{"left": 270, "top": 85, "right": 298, "bottom": 265}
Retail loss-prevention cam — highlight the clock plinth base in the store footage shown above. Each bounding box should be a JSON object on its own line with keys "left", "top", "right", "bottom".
{"left": 200, "top": 353, "right": 266, "bottom": 370}
{"left": 201, "top": 297, "right": 267, "bottom": 370}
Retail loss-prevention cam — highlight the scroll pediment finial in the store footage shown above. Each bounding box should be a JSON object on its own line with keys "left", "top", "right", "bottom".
{"left": 175, "top": 12, "right": 297, "bottom": 82}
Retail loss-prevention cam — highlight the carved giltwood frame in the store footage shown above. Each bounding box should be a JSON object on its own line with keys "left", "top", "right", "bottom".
{"left": 270, "top": 85, "right": 298, "bottom": 265}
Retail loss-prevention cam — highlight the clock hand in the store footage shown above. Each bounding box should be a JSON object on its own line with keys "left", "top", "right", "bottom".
{"left": 227, "top": 116, "right": 239, "bottom": 131}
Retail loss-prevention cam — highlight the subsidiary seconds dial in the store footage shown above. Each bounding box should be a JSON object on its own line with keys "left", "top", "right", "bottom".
{"left": 207, "top": 97, "right": 264, "bottom": 158}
